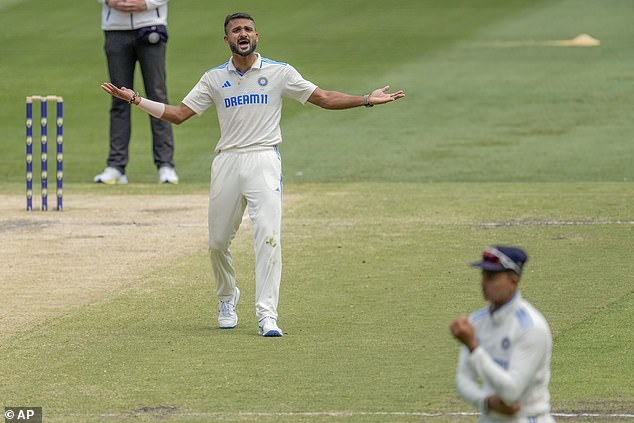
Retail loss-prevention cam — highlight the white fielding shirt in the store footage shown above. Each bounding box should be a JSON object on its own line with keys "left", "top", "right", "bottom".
{"left": 456, "top": 292, "right": 553, "bottom": 422}
{"left": 183, "top": 53, "right": 317, "bottom": 153}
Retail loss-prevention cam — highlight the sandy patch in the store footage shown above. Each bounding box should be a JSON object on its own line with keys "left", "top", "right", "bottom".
{"left": 0, "top": 194, "right": 210, "bottom": 343}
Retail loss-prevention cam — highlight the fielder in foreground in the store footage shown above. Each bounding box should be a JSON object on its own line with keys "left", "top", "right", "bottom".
{"left": 101, "top": 12, "right": 405, "bottom": 337}
{"left": 450, "top": 246, "right": 555, "bottom": 423}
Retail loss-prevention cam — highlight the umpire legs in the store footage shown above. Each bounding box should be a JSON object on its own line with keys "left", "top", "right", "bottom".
{"left": 104, "top": 31, "right": 136, "bottom": 172}
{"left": 137, "top": 39, "right": 175, "bottom": 169}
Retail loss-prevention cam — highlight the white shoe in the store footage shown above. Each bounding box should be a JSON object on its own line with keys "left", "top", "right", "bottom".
{"left": 218, "top": 287, "right": 240, "bottom": 329}
{"left": 258, "top": 316, "right": 283, "bottom": 337}
{"left": 94, "top": 167, "right": 128, "bottom": 184}
{"left": 158, "top": 166, "right": 179, "bottom": 184}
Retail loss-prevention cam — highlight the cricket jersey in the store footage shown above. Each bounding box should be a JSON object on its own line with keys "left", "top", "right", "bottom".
{"left": 455, "top": 292, "right": 554, "bottom": 423}
{"left": 182, "top": 53, "right": 317, "bottom": 152}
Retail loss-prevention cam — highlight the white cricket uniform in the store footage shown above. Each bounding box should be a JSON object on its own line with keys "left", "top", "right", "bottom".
{"left": 456, "top": 292, "right": 555, "bottom": 423}
{"left": 182, "top": 53, "right": 317, "bottom": 321}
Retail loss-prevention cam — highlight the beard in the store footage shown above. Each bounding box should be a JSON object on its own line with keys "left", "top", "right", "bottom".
{"left": 229, "top": 39, "right": 257, "bottom": 57}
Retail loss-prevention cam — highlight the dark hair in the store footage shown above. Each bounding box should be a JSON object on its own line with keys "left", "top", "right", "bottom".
{"left": 224, "top": 13, "right": 256, "bottom": 34}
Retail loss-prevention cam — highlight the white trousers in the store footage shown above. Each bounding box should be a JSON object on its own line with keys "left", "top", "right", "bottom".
{"left": 208, "top": 146, "right": 282, "bottom": 321}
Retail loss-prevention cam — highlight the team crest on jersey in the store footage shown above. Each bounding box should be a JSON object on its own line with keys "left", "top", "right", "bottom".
{"left": 258, "top": 76, "right": 268, "bottom": 87}
{"left": 501, "top": 337, "right": 511, "bottom": 350}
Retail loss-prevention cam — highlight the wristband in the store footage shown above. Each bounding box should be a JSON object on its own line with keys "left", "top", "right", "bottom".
{"left": 128, "top": 91, "right": 139, "bottom": 104}
{"left": 364, "top": 94, "right": 374, "bottom": 108}
{"left": 137, "top": 97, "right": 166, "bottom": 119}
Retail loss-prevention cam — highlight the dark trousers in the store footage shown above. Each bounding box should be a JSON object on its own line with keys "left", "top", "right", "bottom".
{"left": 104, "top": 30, "right": 174, "bottom": 173}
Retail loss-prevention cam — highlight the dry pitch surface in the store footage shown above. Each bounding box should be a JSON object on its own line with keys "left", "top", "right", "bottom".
{"left": 0, "top": 194, "right": 210, "bottom": 343}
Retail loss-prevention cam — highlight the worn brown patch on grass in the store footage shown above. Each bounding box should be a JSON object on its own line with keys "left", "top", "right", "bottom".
{"left": 0, "top": 194, "right": 210, "bottom": 343}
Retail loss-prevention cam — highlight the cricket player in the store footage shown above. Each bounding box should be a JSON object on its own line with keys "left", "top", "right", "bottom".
{"left": 101, "top": 12, "right": 405, "bottom": 336}
{"left": 450, "top": 246, "right": 555, "bottom": 423}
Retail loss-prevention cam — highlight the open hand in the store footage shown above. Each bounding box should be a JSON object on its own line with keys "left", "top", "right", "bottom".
{"left": 101, "top": 82, "right": 136, "bottom": 103}
{"left": 368, "top": 85, "right": 405, "bottom": 105}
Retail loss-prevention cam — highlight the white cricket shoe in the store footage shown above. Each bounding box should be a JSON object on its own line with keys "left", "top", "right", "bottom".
{"left": 158, "top": 166, "right": 179, "bottom": 184}
{"left": 94, "top": 167, "right": 128, "bottom": 184}
{"left": 218, "top": 287, "right": 240, "bottom": 329}
{"left": 258, "top": 316, "right": 283, "bottom": 337}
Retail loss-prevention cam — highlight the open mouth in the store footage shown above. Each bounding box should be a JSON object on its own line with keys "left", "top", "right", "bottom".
{"left": 238, "top": 39, "right": 250, "bottom": 49}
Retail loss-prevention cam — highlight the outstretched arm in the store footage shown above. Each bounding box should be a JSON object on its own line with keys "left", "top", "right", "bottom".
{"left": 307, "top": 85, "right": 404, "bottom": 110}
{"left": 100, "top": 82, "right": 196, "bottom": 124}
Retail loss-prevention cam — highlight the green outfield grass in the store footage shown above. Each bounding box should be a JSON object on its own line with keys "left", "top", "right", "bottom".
{"left": 2, "top": 0, "right": 633, "bottom": 185}
{"left": 1, "top": 0, "right": 633, "bottom": 422}
{"left": 1, "top": 183, "right": 633, "bottom": 423}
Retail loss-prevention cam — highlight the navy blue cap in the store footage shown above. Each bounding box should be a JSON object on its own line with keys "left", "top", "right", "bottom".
{"left": 470, "top": 245, "right": 528, "bottom": 274}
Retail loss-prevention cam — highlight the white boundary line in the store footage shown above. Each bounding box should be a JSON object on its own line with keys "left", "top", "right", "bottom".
{"left": 552, "top": 413, "right": 634, "bottom": 419}
{"left": 482, "top": 220, "right": 634, "bottom": 227}
{"left": 93, "top": 410, "right": 634, "bottom": 419}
